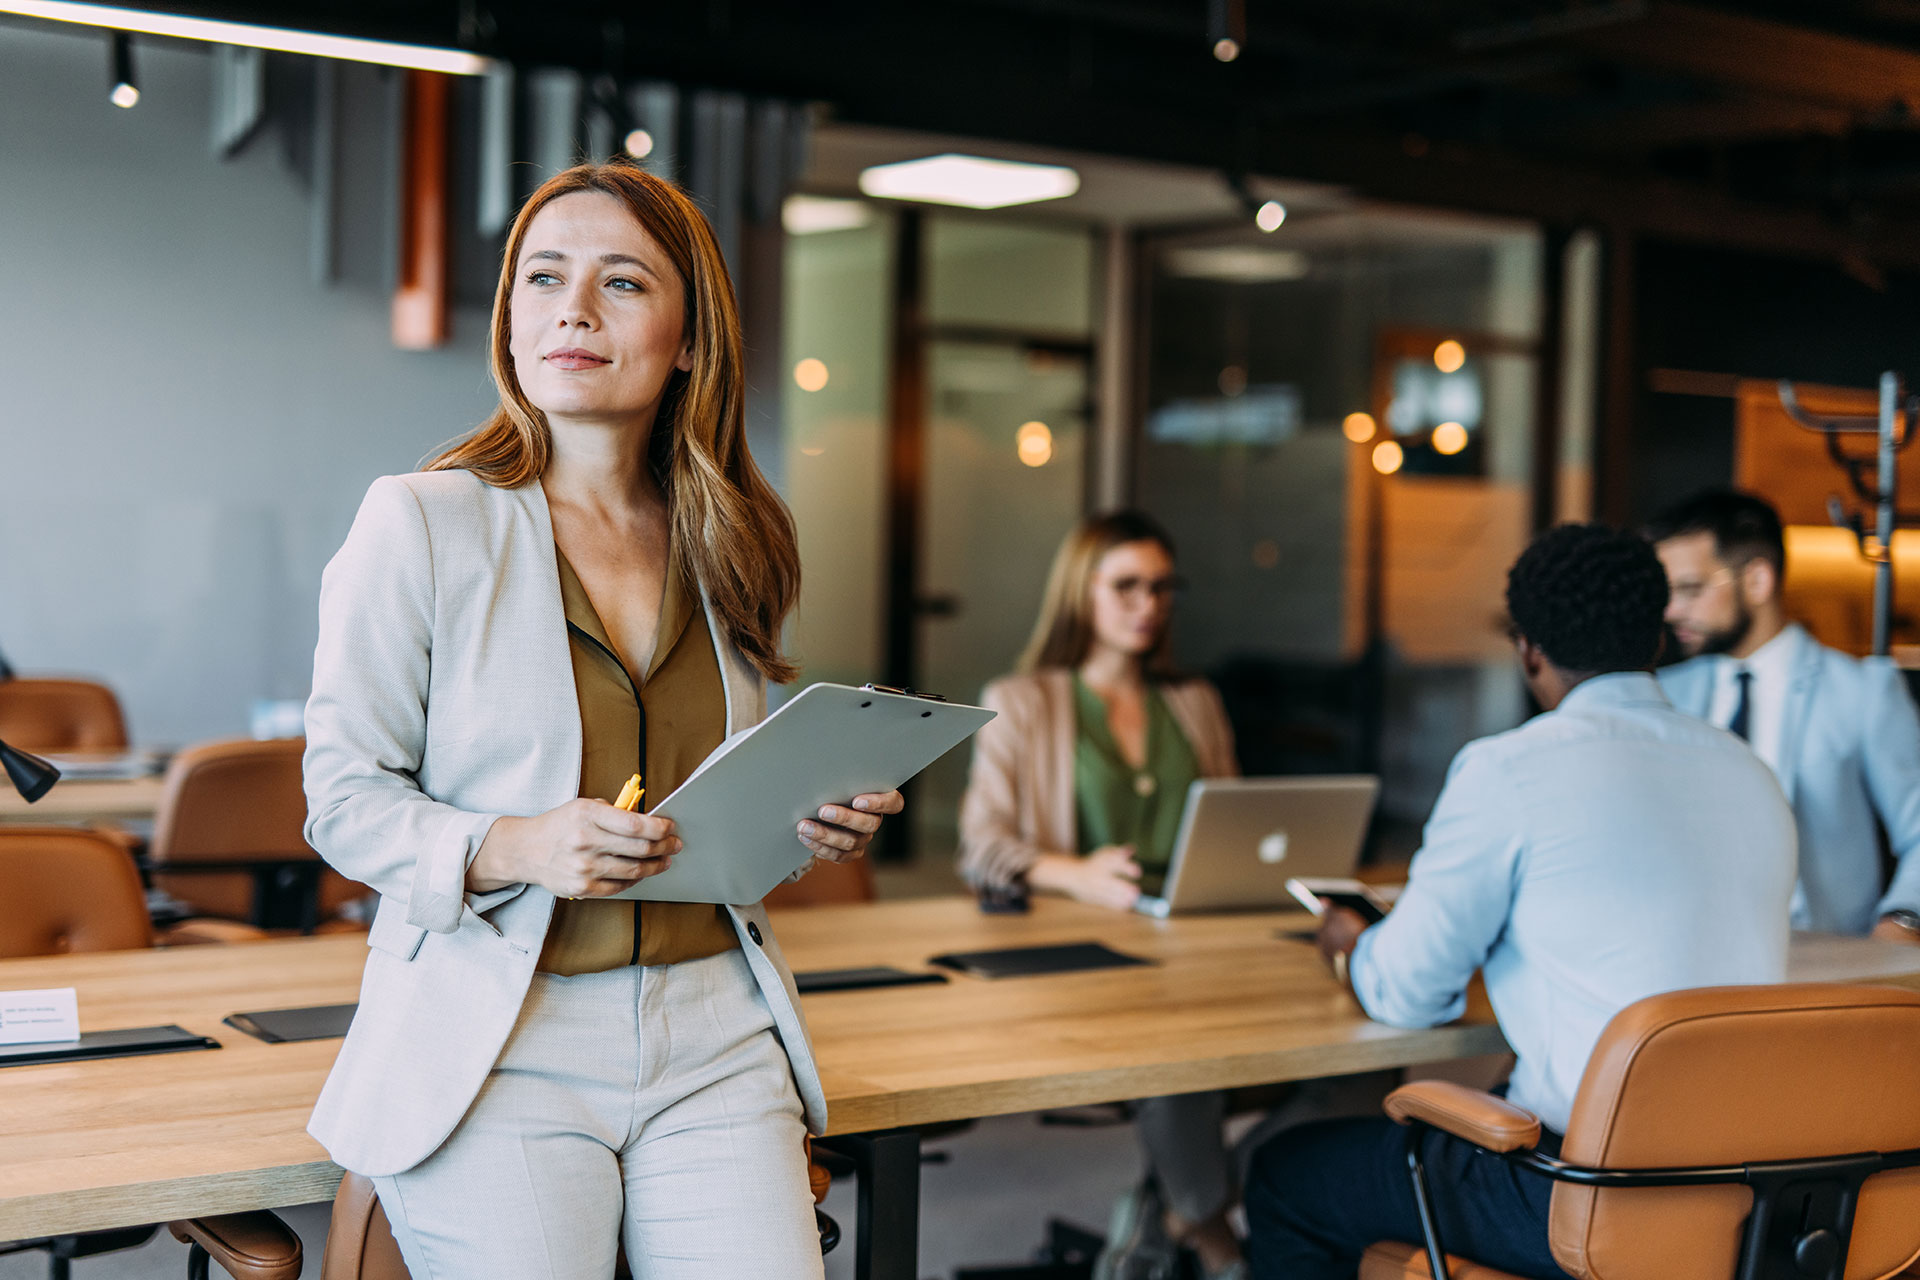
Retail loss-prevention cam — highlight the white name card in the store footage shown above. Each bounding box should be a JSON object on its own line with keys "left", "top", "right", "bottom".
{"left": 0, "top": 988, "right": 81, "bottom": 1045}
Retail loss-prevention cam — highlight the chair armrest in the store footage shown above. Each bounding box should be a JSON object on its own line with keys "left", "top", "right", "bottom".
{"left": 1384, "top": 1080, "right": 1543, "bottom": 1153}
{"left": 168, "top": 1212, "right": 302, "bottom": 1280}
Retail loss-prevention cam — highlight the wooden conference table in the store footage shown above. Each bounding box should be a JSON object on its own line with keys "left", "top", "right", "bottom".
{"left": 0, "top": 775, "right": 165, "bottom": 825}
{"left": 3, "top": 898, "right": 1920, "bottom": 1278}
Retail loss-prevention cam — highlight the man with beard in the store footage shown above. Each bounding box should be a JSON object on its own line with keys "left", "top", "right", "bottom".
{"left": 1649, "top": 489, "right": 1920, "bottom": 940}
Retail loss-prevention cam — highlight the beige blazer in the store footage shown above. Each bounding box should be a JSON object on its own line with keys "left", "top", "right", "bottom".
{"left": 302, "top": 470, "right": 825, "bottom": 1177}
{"left": 956, "top": 669, "right": 1239, "bottom": 888}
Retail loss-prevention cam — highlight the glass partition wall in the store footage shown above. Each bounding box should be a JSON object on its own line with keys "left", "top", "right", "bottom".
{"left": 782, "top": 205, "right": 1097, "bottom": 864}
{"left": 1136, "top": 210, "right": 1548, "bottom": 850}
{"left": 781, "top": 191, "right": 1562, "bottom": 871}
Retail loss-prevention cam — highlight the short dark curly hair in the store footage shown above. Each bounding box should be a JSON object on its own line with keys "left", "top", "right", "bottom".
{"left": 1506, "top": 524, "right": 1670, "bottom": 673}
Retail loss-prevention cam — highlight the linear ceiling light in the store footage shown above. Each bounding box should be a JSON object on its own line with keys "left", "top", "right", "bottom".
{"left": 1, "top": 1, "right": 495, "bottom": 74}
{"left": 857, "top": 154, "right": 1080, "bottom": 209}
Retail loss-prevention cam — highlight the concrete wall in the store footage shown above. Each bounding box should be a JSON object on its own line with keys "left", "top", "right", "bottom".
{"left": 0, "top": 24, "right": 498, "bottom": 745}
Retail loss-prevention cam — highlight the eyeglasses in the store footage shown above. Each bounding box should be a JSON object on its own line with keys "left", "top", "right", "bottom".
{"left": 1102, "top": 575, "right": 1186, "bottom": 602}
{"left": 1666, "top": 567, "right": 1737, "bottom": 604}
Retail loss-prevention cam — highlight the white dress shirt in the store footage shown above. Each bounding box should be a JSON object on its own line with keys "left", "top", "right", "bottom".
{"left": 1705, "top": 625, "right": 1796, "bottom": 780}
{"left": 1349, "top": 672, "right": 1795, "bottom": 1135}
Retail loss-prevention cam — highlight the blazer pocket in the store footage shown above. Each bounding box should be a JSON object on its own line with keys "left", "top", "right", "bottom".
{"left": 367, "top": 908, "right": 428, "bottom": 961}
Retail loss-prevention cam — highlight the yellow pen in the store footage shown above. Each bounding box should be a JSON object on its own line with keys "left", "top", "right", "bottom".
{"left": 614, "top": 773, "right": 645, "bottom": 812}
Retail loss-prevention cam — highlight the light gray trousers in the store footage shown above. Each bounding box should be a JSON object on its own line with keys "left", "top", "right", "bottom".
{"left": 373, "top": 948, "right": 822, "bottom": 1280}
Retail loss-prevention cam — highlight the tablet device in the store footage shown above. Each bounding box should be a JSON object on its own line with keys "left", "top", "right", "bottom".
{"left": 610, "top": 682, "right": 995, "bottom": 904}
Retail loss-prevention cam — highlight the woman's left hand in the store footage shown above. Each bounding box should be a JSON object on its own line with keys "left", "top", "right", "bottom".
{"left": 796, "top": 791, "right": 905, "bottom": 863}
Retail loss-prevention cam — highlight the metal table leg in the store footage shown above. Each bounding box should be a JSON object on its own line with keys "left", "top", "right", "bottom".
{"left": 819, "top": 1128, "right": 921, "bottom": 1280}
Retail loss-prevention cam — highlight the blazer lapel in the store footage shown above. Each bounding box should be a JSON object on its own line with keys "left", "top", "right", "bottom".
{"left": 1041, "top": 670, "right": 1078, "bottom": 855}
{"left": 697, "top": 583, "right": 764, "bottom": 735}
{"left": 1671, "top": 659, "right": 1715, "bottom": 718}
{"left": 1776, "top": 625, "right": 1821, "bottom": 806}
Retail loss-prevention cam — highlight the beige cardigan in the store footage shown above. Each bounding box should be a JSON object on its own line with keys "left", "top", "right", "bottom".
{"left": 957, "top": 669, "right": 1239, "bottom": 889}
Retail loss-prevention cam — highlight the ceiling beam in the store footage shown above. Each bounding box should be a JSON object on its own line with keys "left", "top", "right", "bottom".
{"left": 1574, "top": 1, "right": 1920, "bottom": 117}
{"left": 1552, "top": 94, "right": 1857, "bottom": 152}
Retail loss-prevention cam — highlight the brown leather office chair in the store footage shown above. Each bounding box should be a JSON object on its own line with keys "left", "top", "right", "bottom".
{"left": 0, "top": 677, "right": 129, "bottom": 753}
{"left": 0, "top": 827, "right": 151, "bottom": 956}
{"left": 0, "top": 828, "right": 297, "bottom": 1280}
{"left": 1361, "top": 983, "right": 1920, "bottom": 1280}
{"left": 149, "top": 737, "right": 368, "bottom": 939}
{"left": 763, "top": 853, "right": 877, "bottom": 908}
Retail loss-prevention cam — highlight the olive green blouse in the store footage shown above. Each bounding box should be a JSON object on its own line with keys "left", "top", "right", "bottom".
{"left": 536, "top": 545, "right": 737, "bottom": 975}
{"left": 1072, "top": 676, "right": 1202, "bottom": 899}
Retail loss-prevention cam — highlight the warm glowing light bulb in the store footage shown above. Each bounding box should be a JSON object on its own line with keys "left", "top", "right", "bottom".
{"left": 1432, "top": 421, "right": 1469, "bottom": 455}
{"left": 624, "top": 128, "right": 654, "bottom": 159}
{"left": 1213, "top": 37, "right": 1240, "bottom": 62}
{"left": 1433, "top": 339, "right": 1466, "bottom": 373}
{"left": 1254, "top": 200, "right": 1286, "bottom": 232}
{"left": 109, "top": 81, "right": 138, "bottom": 107}
{"left": 1342, "top": 412, "right": 1377, "bottom": 443}
{"left": 792, "top": 358, "right": 829, "bottom": 392}
{"left": 1372, "top": 440, "right": 1405, "bottom": 475}
{"left": 1016, "top": 421, "right": 1053, "bottom": 468}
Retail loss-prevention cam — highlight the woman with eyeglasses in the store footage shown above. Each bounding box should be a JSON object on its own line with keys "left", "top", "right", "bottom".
{"left": 958, "top": 509, "right": 1244, "bottom": 1280}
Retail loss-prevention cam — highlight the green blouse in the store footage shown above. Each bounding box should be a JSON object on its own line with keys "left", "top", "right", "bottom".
{"left": 1072, "top": 676, "right": 1202, "bottom": 898}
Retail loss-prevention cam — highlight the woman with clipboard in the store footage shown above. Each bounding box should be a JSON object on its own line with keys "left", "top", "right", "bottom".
{"left": 958, "top": 511, "right": 1246, "bottom": 1280}
{"left": 302, "top": 161, "right": 901, "bottom": 1279}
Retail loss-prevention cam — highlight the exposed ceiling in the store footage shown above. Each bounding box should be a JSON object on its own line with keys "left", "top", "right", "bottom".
{"left": 15, "top": 1, "right": 1920, "bottom": 262}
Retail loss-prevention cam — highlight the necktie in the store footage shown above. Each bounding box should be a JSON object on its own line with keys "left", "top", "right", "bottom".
{"left": 1728, "top": 668, "right": 1753, "bottom": 742}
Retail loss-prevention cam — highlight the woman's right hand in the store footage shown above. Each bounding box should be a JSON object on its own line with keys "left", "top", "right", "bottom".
{"left": 466, "top": 799, "right": 682, "bottom": 899}
{"left": 1028, "top": 846, "right": 1142, "bottom": 912}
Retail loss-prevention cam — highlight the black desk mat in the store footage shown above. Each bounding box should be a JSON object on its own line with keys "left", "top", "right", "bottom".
{"left": 224, "top": 1003, "right": 357, "bottom": 1044}
{"left": 928, "top": 941, "right": 1154, "bottom": 979}
{"left": 0, "top": 1024, "right": 218, "bottom": 1067}
{"left": 794, "top": 966, "right": 949, "bottom": 994}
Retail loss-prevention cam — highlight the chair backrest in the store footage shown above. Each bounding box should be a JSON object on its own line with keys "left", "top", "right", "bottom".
{"left": 762, "top": 856, "right": 877, "bottom": 910}
{"left": 323, "top": 1174, "right": 410, "bottom": 1280}
{"left": 150, "top": 737, "right": 368, "bottom": 921}
{"left": 0, "top": 827, "right": 151, "bottom": 956}
{"left": 0, "top": 678, "right": 129, "bottom": 752}
{"left": 1549, "top": 983, "right": 1920, "bottom": 1280}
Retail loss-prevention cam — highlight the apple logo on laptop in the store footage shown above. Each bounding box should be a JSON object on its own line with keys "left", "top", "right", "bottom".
{"left": 1257, "top": 831, "right": 1289, "bottom": 864}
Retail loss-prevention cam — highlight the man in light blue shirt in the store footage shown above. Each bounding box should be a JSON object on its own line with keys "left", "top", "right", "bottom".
{"left": 1245, "top": 524, "right": 1794, "bottom": 1280}
{"left": 1649, "top": 489, "right": 1920, "bottom": 940}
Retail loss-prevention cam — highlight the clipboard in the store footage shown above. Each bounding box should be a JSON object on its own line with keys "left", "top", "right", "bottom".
{"left": 611, "top": 682, "right": 994, "bottom": 904}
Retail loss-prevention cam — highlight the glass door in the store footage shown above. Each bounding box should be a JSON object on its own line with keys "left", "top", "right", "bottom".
{"left": 904, "top": 214, "right": 1098, "bottom": 861}
{"left": 911, "top": 338, "right": 1090, "bottom": 858}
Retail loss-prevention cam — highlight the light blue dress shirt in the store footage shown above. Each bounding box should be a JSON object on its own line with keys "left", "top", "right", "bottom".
{"left": 1349, "top": 672, "right": 1795, "bottom": 1135}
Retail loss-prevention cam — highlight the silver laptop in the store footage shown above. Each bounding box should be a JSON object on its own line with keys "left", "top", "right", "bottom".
{"left": 1135, "top": 775, "right": 1380, "bottom": 917}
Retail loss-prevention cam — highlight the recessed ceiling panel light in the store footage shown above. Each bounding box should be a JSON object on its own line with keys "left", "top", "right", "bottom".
{"left": 857, "top": 154, "right": 1080, "bottom": 210}
{"left": 2, "top": 1, "right": 495, "bottom": 74}
{"left": 1163, "top": 246, "right": 1310, "bottom": 283}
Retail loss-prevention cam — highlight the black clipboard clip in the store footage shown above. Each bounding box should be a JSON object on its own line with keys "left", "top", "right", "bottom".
{"left": 859, "top": 682, "right": 948, "bottom": 703}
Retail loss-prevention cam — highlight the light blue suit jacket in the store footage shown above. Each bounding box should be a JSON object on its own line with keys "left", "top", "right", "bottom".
{"left": 1659, "top": 624, "right": 1920, "bottom": 934}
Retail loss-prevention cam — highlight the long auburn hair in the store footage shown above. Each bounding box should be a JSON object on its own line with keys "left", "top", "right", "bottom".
{"left": 1018, "top": 511, "right": 1179, "bottom": 679}
{"left": 427, "top": 162, "right": 800, "bottom": 683}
